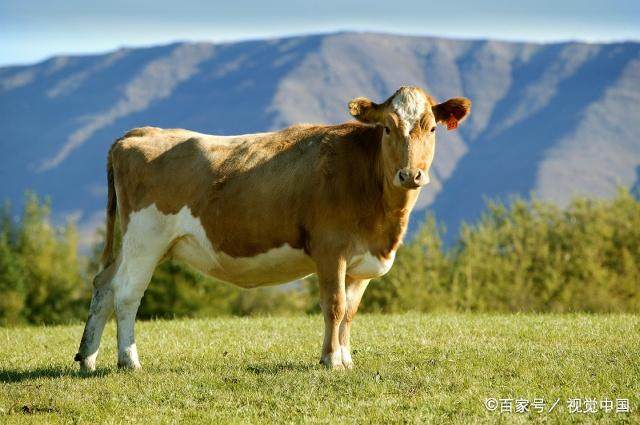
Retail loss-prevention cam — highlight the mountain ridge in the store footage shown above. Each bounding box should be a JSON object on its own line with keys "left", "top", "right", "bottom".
{"left": 1, "top": 32, "right": 638, "bottom": 244}
{"left": 5, "top": 29, "right": 638, "bottom": 70}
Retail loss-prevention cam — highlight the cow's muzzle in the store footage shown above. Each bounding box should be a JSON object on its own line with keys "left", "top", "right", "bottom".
{"left": 394, "top": 168, "right": 429, "bottom": 189}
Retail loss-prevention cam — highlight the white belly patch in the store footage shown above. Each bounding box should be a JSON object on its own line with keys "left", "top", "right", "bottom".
{"left": 347, "top": 251, "right": 395, "bottom": 279}
{"left": 161, "top": 206, "right": 315, "bottom": 287}
{"left": 202, "top": 243, "right": 315, "bottom": 287}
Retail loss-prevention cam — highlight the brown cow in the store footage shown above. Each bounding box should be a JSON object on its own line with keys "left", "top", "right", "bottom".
{"left": 75, "top": 86, "right": 470, "bottom": 371}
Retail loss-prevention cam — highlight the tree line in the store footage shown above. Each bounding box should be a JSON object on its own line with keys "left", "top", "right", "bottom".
{"left": 1, "top": 189, "right": 638, "bottom": 325}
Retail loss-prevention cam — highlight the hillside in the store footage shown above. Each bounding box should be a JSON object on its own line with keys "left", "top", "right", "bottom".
{"left": 1, "top": 32, "right": 639, "bottom": 241}
{"left": 1, "top": 313, "right": 638, "bottom": 422}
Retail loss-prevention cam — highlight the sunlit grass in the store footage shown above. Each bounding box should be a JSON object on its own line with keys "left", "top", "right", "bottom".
{"left": 1, "top": 313, "right": 638, "bottom": 423}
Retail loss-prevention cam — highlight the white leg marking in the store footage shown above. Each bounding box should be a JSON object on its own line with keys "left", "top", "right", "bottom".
{"left": 340, "top": 346, "right": 353, "bottom": 369}
{"left": 80, "top": 352, "right": 98, "bottom": 373}
{"left": 321, "top": 350, "right": 344, "bottom": 370}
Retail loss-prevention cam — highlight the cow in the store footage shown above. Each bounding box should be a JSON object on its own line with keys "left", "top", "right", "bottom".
{"left": 75, "top": 86, "right": 470, "bottom": 372}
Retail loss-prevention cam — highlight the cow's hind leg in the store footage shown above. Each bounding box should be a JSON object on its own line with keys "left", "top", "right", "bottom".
{"left": 112, "top": 207, "right": 173, "bottom": 370}
{"left": 112, "top": 254, "right": 161, "bottom": 370}
{"left": 75, "top": 262, "right": 118, "bottom": 372}
{"left": 339, "top": 278, "right": 370, "bottom": 369}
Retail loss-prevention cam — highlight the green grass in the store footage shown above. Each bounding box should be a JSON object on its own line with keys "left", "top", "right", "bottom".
{"left": 1, "top": 313, "right": 639, "bottom": 424}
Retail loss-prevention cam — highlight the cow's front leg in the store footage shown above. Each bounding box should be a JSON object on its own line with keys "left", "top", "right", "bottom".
{"left": 339, "top": 278, "right": 370, "bottom": 369}
{"left": 316, "top": 255, "right": 347, "bottom": 369}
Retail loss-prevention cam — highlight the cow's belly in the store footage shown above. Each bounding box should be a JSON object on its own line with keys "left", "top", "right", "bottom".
{"left": 174, "top": 239, "right": 394, "bottom": 285}
{"left": 171, "top": 237, "right": 316, "bottom": 287}
{"left": 172, "top": 236, "right": 395, "bottom": 286}
{"left": 163, "top": 204, "right": 395, "bottom": 285}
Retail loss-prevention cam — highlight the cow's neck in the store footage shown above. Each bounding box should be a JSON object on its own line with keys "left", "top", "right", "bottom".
{"left": 381, "top": 172, "right": 419, "bottom": 213}
{"left": 373, "top": 134, "right": 421, "bottom": 254}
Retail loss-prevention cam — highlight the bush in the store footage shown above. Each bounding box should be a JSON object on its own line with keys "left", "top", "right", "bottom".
{"left": 0, "top": 188, "right": 638, "bottom": 326}
{"left": 370, "top": 188, "right": 640, "bottom": 313}
{"left": 0, "top": 194, "right": 89, "bottom": 325}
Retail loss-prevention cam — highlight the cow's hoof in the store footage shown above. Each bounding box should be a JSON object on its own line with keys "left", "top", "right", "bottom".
{"left": 320, "top": 351, "right": 344, "bottom": 370}
{"left": 117, "top": 362, "right": 142, "bottom": 371}
{"left": 118, "top": 347, "right": 141, "bottom": 370}
{"left": 341, "top": 346, "right": 354, "bottom": 369}
{"left": 79, "top": 363, "right": 96, "bottom": 374}
{"left": 320, "top": 361, "right": 345, "bottom": 370}
{"left": 117, "top": 354, "right": 141, "bottom": 370}
{"left": 117, "top": 360, "right": 142, "bottom": 371}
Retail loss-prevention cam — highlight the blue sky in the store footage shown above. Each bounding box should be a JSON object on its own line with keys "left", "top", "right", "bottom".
{"left": 2, "top": 0, "right": 639, "bottom": 66}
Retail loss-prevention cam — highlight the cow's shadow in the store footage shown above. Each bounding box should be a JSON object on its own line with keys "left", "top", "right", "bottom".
{"left": 245, "top": 361, "right": 315, "bottom": 375}
{"left": 0, "top": 366, "right": 112, "bottom": 383}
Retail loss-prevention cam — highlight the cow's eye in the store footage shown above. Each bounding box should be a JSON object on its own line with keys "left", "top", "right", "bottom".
{"left": 430, "top": 126, "right": 436, "bottom": 133}
{"left": 384, "top": 126, "right": 390, "bottom": 135}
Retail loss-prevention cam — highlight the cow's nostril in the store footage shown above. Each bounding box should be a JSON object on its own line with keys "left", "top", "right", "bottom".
{"left": 414, "top": 170, "right": 422, "bottom": 182}
{"left": 398, "top": 171, "right": 406, "bottom": 182}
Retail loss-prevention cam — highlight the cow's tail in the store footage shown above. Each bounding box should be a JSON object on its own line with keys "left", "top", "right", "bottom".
{"left": 100, "top": 146, "right": 117, "bottom": 268}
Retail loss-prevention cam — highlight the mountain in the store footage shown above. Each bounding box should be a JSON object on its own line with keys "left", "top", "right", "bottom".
{"left": 1, "top": 32, "right": 639, "bottom": 244}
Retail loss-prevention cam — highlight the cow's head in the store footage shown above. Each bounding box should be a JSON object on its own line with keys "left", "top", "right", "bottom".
{"left": 349, "top": 86, "right": 470, "bottom": 190}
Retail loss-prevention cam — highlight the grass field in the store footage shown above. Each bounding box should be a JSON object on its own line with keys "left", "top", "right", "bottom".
{"left": 1, "top": 313, "right": 639, "bottom": 424}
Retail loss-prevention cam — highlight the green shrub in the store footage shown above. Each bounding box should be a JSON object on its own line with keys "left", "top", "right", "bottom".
{"left": 0, "top": 194, "right": 89, "bottom": 325}
{"left": 0, "top": 188, "right": 638, "bottom": 325}
{"left": 370, "top": 188, "right": 640, "bottom": 313}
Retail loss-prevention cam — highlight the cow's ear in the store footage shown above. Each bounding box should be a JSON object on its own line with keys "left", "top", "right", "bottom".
{"left": 433, "top": 97, "right": 471, "bottom": 131}
{"left": 348, "top": 97, "right": 385, "bottom": 125}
